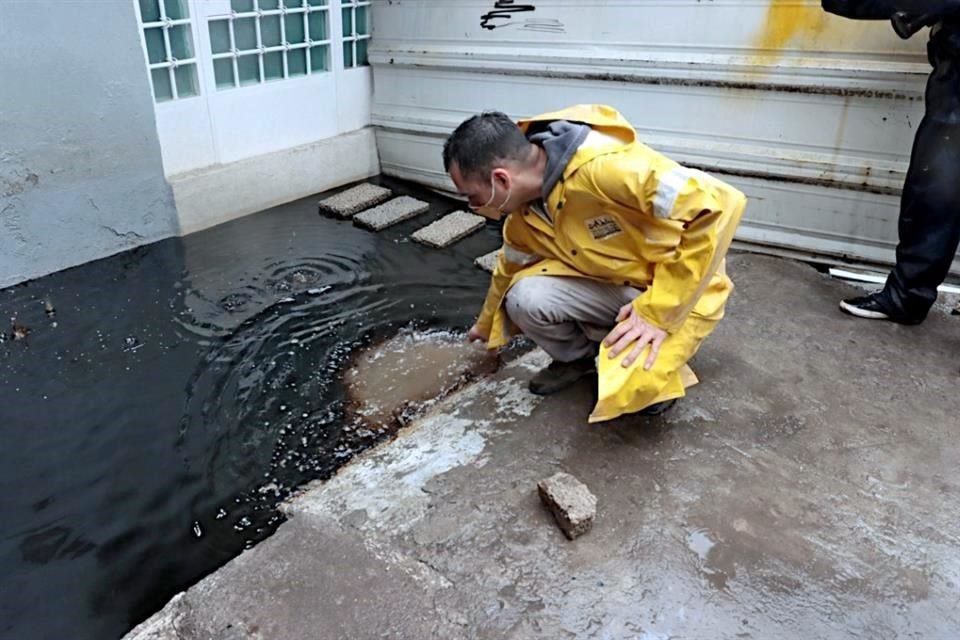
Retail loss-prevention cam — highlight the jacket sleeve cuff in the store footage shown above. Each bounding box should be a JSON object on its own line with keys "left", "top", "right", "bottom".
{"left": 631, "top": 295, "right": 680, "bottom": 335}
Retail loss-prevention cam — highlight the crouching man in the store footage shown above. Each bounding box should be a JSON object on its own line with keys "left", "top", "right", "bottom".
{"left": 444, "top": 105, "right": 746, "bottom": 422}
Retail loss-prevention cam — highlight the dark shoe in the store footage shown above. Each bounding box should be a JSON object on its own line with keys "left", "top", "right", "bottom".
{"left": 839, "top": 293, "right": 923, "bottom": 325}
{"left": 529, "top": 357, "right": 596, "bottom": 396}
{"left": 638, "top": 398, "right": 677, "bottom": 416}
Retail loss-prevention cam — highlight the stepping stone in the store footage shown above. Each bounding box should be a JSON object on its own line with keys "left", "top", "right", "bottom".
{"left": 317, "top": 183, "right": 392, "bottom": 219}
{"left": 353, "top": 196, "right": 430, "bottom": 231}
{"left": 411, "top": 211, "right": 485, "bottom": 248}
{"left": 474, "top": 249, "right": 500, "bottom": 274}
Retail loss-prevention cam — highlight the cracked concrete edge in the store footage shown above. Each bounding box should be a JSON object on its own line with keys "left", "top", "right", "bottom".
{"left": 281, "top": 349, "right": 551, "bottom": 530}
{"left": 123, "top": 507, "right": 463, "bottom": 640}
{"left": 124, "top": 593, "right": 194, "bottom": 640}
{"left": 123, "top": 349, "right": 549, "bottom": 639}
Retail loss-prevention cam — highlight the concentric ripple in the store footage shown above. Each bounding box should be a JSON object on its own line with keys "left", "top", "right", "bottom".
{"left": 0, "top": 183, "right": 499, "bottom": 640}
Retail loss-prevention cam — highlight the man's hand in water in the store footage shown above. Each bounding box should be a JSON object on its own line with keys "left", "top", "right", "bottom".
{"left": 603, "top": 303, "right": 667, "bottom": 370}
{"left": 467, "top": 323, "right": 488, "bottom": 345}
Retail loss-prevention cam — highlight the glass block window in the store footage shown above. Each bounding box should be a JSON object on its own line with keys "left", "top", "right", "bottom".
{"left": 209, "top": 0, "right": 331, "bottom": 90}
{"left": 341, "top": 1, "right": 370, "bottom": 68}
{"left": 136, "top": 0, "right": 200, "bottom": 102}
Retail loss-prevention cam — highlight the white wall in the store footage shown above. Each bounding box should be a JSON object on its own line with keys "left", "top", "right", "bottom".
{"left": 171, "top": 128, "right": 379, "bottom": 235}
{"left": 369, "top": 0, "right": 959, "bottom": 273}
{"left": 0, "top": 1, "right": 179, "bottom": 288}
{"left": 138, "top": 0, "right": 377, "bottom": 235}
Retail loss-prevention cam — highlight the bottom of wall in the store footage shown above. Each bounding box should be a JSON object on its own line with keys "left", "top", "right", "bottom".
{"left": 170, "top": 128, "right": 380, "bottom": 236}
{"left": 377, "top": 132, "right": 960, "bottom": 278}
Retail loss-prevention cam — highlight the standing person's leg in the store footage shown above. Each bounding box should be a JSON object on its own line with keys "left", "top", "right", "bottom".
{"left": 505, "top": 275, "right": 640, "bottom": 395}
{"left": 842, "top": 57, "right": 960, "bottom": 323}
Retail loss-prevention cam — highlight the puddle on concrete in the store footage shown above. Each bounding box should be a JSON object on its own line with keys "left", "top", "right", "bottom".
{"left": 344, "top": 328, "right": 499, "bottom": 429}
{"left": 687, "top": 528, "right": 716, "bottom": 561}
{"left": 0, "top": 178, "right": 501, "bottom": 640}
{"left": 686, "top": 527, "right": 735, "bottom": 591}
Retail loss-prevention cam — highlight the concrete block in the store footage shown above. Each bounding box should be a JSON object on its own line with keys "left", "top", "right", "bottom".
{"left": 474, "top": 249, "right": 500, "bottom": 274}
{"left": 318, "top": 183, "right": 392, "bottom": 219}
{"left": 411, "top": 211, "right": 485, "bottom": 248}
{"left": 537, "top": 472, "right": 597, "bottom": 540}
{"left": 353, "top": 196, "right": 430, "bottom": 231}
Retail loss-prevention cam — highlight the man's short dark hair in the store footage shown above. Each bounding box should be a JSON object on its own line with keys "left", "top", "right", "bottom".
{"left": 442, "top": 111, "right": 531, "bottom": 179}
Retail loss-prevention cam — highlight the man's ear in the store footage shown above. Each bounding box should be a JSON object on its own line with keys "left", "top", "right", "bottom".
{"left": 491, "top": 167, "right": 511, "bottom": 189}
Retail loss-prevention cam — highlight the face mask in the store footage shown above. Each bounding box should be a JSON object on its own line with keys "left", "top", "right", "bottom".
{"left": 470, "top": 173, "right": 512, "bottom": 218}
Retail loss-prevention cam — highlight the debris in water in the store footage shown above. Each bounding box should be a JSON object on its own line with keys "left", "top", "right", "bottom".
{"left": 44, "top": 300, "right": 56, "bottom": 319}
{"left": 10, "top": 318, "right": 31, "bottom": 342}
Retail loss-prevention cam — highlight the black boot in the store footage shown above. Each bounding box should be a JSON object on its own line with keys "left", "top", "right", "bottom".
{"left": 528, "top": 356, "right": 596, "bottom": 396}
{"left": 638, "top": 398, "right": 677, "bottom": 416}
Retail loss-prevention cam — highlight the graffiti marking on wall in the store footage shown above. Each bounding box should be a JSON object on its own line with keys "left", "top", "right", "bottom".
{"left": 480, "top": 1, "right": 565, "bottom": 33}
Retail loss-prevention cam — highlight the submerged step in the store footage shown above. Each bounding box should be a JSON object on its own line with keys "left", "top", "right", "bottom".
{"left": 411, "top": 210, "right": 485, "bottom": 248}
{"left": 353, "top": 196, "right": 430, "bottom": 231}
{"left": 317, "top": 183, "right": 392, "bottom": 219}
{"left": 474, "top": 249, "right": 500, "bottom": 274}
{"left": 343, "top": 330, "right": 498, "bottom": 430}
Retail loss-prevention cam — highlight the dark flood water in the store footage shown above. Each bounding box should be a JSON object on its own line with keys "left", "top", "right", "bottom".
{"left": 0, "top": 179, "right": 499, "bottom": 640}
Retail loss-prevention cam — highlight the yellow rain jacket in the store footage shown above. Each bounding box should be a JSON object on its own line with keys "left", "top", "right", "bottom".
{"left": 475, "top": 105, "right": 747, "bottom": 422}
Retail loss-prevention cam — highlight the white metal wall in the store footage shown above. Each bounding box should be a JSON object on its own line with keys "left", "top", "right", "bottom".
{"left": 370, "top": 0, "right": 960, "bottom": 273}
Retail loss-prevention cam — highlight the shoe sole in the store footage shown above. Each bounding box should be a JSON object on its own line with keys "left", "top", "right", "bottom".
{"left": 839, "top": 300, "right": 889, "bottom": 320}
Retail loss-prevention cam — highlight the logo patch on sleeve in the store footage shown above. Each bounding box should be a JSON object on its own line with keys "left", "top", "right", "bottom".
{"left": 586, "top": 215, "right": 623, "bottom": 241}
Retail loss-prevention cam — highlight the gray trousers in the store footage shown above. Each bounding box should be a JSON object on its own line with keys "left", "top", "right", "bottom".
{"left": 505, "top": 276, "right": 643, "bottom": 362}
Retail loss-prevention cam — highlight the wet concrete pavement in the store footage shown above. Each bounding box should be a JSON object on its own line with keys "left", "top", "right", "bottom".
{"left": 126, "top": 254, "right": 960, "bottom": 640}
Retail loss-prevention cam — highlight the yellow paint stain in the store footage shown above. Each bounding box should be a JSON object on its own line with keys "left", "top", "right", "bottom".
{"left": 757, "top": 0, "right": 827, "bottom": 51}
{"left": 755, "top": 0, "right": 830, "bottom": 53}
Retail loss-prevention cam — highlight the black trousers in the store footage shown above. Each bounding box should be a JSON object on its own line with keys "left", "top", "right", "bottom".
{"left": 880, "top": 49, "right": 960, "bottom": 320}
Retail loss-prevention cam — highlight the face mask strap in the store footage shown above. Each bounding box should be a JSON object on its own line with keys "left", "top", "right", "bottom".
{"left": 470, "top": 172, "right": 511, "bottom": 215}
{"left": 477, "top": 173, "right": 498, "bottom": 210}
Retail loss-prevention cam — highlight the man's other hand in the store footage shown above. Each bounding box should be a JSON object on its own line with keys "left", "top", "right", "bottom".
{"left": 603, "top": 303, "right": 667, "bottom": 370}
{"left": 467, "top": 323, "right": 488, "bottom": 345}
